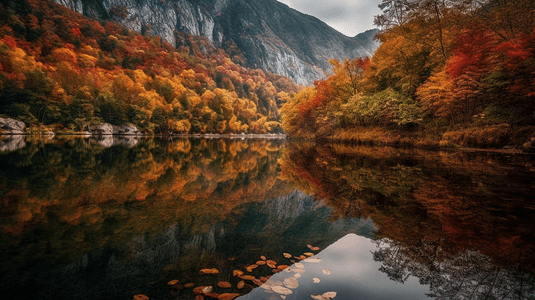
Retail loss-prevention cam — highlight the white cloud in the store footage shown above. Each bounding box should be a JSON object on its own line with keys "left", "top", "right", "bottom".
{"left": 278, "top": 0, "right": 383, "bottom": 36}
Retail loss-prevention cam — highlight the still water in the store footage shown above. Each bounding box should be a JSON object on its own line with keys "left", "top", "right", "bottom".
{"left": 0, "top": 136, "right": 534, "bottom": 300}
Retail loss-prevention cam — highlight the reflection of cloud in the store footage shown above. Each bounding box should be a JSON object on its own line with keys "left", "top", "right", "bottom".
{"left": 239, "top": 233, "right": 430, "bottom": 300}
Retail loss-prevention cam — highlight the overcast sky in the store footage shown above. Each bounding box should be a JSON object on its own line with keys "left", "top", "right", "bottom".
{"left": 277, "top": 0, "right": 383, "bottom": 37}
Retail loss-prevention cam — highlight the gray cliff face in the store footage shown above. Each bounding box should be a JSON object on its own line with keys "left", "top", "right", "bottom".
{"left": 53, "top": 0, "right": 380, "bottom": 85}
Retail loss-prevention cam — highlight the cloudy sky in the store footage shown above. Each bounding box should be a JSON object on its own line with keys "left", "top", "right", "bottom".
{"left": 277, "top": 0, "right": 383, "bottom": 37}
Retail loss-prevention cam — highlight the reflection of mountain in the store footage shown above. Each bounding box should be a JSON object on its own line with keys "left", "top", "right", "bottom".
{"left": 280, "top": 143, "right": 535, "bottom": 300}
{"left": 0, "top": 185, "right": 375, "bottom": 300}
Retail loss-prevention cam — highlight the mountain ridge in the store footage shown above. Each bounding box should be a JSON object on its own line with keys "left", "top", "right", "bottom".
{"left": 53, "top": 0, "right": 380, "bottom": 85}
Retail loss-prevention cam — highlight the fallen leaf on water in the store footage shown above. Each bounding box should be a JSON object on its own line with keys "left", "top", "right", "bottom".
{"left": 307, "top": 244, "right": 320, "bottom": 251}
{"left": 260, "top": 276, "right": 270, "bottom": 283}
{"left": 294, "top": 263, "right": 304, "bottom": 269}
{"left": 237, "top": 281, "right": 245, "bottom": 289}
{"left": 200, "top": 269, "right": 213, "bottom": 274}
{"left": 167, "top": 279, "right": 179, "bottom": 286}
{"left": 261, "top": 255, "right": 267, "bottom": 260}
{"left": 267, "top": 263, "right": 276, "bottom": 268}
{"left": 218, "top": 281, "right": 232, "bottom": 288}
{"left": 277, "top": 264, "right": 290, "bottom": 270}
{"left": 240, "top": 275, "right": 255, "bottom": 281}
{"left": 322, "top": 268, "right": 331, "bottom": 275}
{"left": 289, "top": 268, "right": 305, "bottom": 273}
{"left": 252, "top": 278, "right": 264, "bottom": 286}
{"left": 248, "top": 264, "right": 259, "bottom": 269}
{"left": 184, "top": 283, "right": 195, "bottom": 288}
{"left": 218, "top": 293, "right": 240, "bottom": 300}
{"left": 266, "top": 260, "right": 277, "bottom": 266}
{"left": 304, "top": 252, "right": 314, "bottom": 257}
{"left": 283, "top": 277, "right": 299, "bottom": 289}
{"left": 233, "top": 270, "right": 244, "bottom": 277}
{"left": 271, "top": 286, "right": 293, "bottom": 295}
{"left": 210, "top": 268, "right": 219, "bottom": 274}
{"left": 272, "top": 269, "right": 281, "bottom": 273}
{"left": 304, "top": 257, "right": 321, "bottom": 263}
{"left": 205, "top": 292, "right": 220, "bottom": 298}
{"left": 312, "top": 278, "right": 320, "bottom": 283}
{"left": 293, "top": 273, "right": 301, "bottom": 278}
{"left": 257, "top": 260, "right": 266, "bottom": 265}
{"left": 283, "top": 253, "right": 292, "bottom": 258}
{"left": 133, "top": 294, "right": 149, "bottom": 300}
{"left": 323, "top": 291, "right": 337, "bottom": 299}
{"left": 194, "top": 286, "right": 214, "bottom": 294}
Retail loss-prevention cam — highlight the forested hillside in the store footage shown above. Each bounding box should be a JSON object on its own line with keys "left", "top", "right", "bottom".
{"left": 282, "top": 0, "right": 535, "bottom": 149}
{"left": 0, "top": 0, "right": 300, "bottom": 135}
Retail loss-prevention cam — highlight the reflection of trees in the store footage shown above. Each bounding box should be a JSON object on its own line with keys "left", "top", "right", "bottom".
{"left": 374, "top": 239, "right": 535, "bottom": 300}
{"left": 281, "top": 143, "right": 535, "bottom": 299}
{"left": 0, "top": 137, "right": 291, "bottom": 265}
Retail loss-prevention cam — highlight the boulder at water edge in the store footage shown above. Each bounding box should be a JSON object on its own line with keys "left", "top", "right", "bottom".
{"left": 0, "top": 118, "right": 26, "bottom": 134}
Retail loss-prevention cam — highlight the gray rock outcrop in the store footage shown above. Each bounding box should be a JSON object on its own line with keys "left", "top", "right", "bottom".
{"left": 89, "top": 123, "right": 114, "bottom": 135}
{"left": 112, "top": 124, "right": 140, "bottom": 135}
{"left": 53, "top": 0, "right": 381, "bottom": 85}
{"left": 0, "top": 118, "right": 26, "bottom": 134}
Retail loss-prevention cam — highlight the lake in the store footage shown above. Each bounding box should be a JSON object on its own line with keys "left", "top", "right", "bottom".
{"left": 0, "top": 136, "right": 534, "bottom": 300}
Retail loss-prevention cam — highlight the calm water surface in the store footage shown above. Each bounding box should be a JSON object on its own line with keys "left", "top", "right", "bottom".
{"left": 0, "top": 136, "right": 534, "bottom": 300}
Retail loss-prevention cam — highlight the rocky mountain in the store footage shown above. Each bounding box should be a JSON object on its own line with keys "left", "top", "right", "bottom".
{"left": 53, "top": 0, "right": 380, "bottom": 85}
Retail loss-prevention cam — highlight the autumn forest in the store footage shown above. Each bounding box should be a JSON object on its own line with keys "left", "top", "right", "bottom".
{"left": 0, "top": 0, "right": 300, "bottom": 135}
{"left": 1, "top": 0, "right": 535, "bottom": 146}
{"left": 281, "top": 0, "right": 535, "bottom": 148}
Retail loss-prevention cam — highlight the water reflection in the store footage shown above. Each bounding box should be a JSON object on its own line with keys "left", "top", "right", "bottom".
{"left": 0, "top": 138, "right": 534, "bottom": 300}
{"left": 281, "top": 143, "right": 535, "bottom": 300}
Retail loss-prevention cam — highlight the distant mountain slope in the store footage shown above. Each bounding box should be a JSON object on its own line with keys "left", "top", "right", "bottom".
{"left": 53, "top": 0, "right": 380, "bottom": 85}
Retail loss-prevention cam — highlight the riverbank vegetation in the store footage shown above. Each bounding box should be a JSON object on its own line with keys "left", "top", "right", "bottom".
{"left": 281, "top": 0, "right": 535, "bottom": 149}
{"left": 0, "top": 0, "right": 300, "bottom": 135}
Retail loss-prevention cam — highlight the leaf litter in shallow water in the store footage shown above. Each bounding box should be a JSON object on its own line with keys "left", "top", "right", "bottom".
{"left": 233, "top": 270, "right": 244, "bottom": 277}
{"left": 167, "top": 279, "right": 179, "bottom": 285}
{"left": 307, "top": 244, "right": 320, "bottom": 251}
{"left": 322, "top": 268, "right": 331, "bottom": 275}
{"left": 184, "top": 283, "right": 195, "bottom": 288}
{"left": 311, "top": 291, "right": 337, "bottom": 300}
{"left": 261, "top": 255, "right": 267, "bottom": 260}
{"left": 283, "top": 253, "right": 292, "bottom": 258}
{"left": 240, "top": 275, "right": 255, "bottom": 281}
{"left": 237, "top": 281, "right": 245, "bottom": 289}
{"left": 304, "top": 252, "right": 314, "bottom": 257}
{"left": 218, "top": 293, "right": 240, "bottom": 300}
{"left": 133, "top": 294, "right": 149, "bottom": 300}
{"left": 271, "top": 285, "right": 293, "bottom": 295}
{"left": 283, "top": 277, "right": 299, "bottom": 289}
{"left": 303, "top": 257, "right": 321, "bottom": 263}
{"left": 294, "top": 263, "right": 304, "bottom": 269}
{"left": 312, "top": 278, "right": 320, "bottom": 283}
{"left": 218, "top": 281, "right": 232, "bottom": 288}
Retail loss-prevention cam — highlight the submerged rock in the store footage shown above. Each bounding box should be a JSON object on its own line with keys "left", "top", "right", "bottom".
{"left": 0, "top": 118, "right": 26, "bottom": 134}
